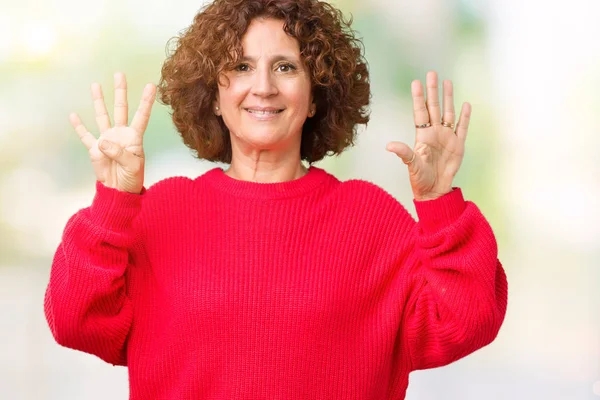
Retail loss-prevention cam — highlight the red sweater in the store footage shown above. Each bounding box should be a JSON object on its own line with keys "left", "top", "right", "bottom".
{"left": 44, "top": 166, "right": 507, "bottom": 399}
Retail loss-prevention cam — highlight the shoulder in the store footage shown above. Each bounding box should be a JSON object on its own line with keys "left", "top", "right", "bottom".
{"left": 135, "top": 176, "right": 195, "bottom": 220}
{"left": 337, "top": 178, "right": 391, "bottom": 197}
{"left": 337, "top": 177, "right": 403, "bottom": 207}
{"left": 135, "top": 173, "right": 210, "bottom": 232}
{"left": 145, "top": 176, "right": 195, "bottom": 195}
{"left": 319, "top": 174, "right": 416, "bottom": 250}
{"left": 326, "top": 175, "right": 413, "bottom": 222}
{"left": 143, "top": 168, "right": 221, "bottom": 197}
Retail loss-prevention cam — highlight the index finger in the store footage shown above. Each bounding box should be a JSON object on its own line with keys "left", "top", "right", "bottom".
{"left": 411, "top": 80, "right": 430, "bottom": 126}
{"left": 130, "top": 83, "right": 157, "bottom": 135}
{"left": 69, "top": 113, "right": 96, "bottom": 150}
{"left": 455, "top": 102, "right": 471, "bottom": 140}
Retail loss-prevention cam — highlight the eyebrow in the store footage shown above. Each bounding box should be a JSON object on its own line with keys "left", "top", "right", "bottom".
{"left": 240, "top": 55, "right": 301, "bottom": 64}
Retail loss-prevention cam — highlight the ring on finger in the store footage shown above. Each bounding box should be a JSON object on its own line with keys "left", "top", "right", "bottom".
{"left": 415, "top": 122, "right": 431, "bottom": 129}
{"left": 441, "top": 120, "right": 455, "bottom": 129}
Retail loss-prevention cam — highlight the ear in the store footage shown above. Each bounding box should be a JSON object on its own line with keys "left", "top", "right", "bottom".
{"left": 308, "top": 102, "right": 316, "bottom": 118}
{"left": 307, "top": 93, "right": 316, "bottom": 118}
{"left": 212, "top": 93, "right": 221, "bottom": 116}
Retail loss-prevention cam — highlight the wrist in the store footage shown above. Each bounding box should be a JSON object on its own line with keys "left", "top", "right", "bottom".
{"left": 413, "top": 187, "right": 466, "bottom": 232}
{"left": 414, "top": 188, "right": 453, "bottom": 202}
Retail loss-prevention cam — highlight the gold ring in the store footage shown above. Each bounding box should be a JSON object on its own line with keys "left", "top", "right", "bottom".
{"left": 442, "top": 121, "right": 455, "bottom": 129}
{"left": 415, "top": 123, "right": 431, "bottom": 129}
{"left": 403, "top": 153, "right": 416, "bottom": 165}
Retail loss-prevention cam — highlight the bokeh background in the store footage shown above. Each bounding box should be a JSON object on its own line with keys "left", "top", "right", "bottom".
{"left": 1, "top": 0, "right": 599, "bottom": 398}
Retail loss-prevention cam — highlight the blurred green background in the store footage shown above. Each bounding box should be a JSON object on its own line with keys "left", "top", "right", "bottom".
{"left": 1, "top": 0, "right": 599, "bottom": 398}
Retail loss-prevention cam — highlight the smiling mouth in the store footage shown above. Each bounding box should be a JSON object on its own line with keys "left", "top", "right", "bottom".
{"left": 245, "top": 109, "right": 284, "bottom": 115}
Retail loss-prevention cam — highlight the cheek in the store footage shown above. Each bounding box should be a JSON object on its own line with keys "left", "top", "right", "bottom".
{"left": 219, "top": 82, "right": 247, "bottom": 111}
{"left": 287, "top": 83, "right": 312, "bottom": 113}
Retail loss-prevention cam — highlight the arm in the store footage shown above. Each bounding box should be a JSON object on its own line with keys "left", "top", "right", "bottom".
{"left": 398, "top": 188, "right": 507, "bottom": 370}
{"left": 383, "top": 71, "right": 507, "bottom": 369}
{"left": 44, "top": 181, "right": 144, "bottom": 365}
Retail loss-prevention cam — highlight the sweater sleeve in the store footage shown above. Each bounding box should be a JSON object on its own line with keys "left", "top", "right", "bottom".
{"left": 396, "top": 188, "right": 508, "bottom": 371}
{"left": 43, "top": 181, "right": 145, "bottom": 366}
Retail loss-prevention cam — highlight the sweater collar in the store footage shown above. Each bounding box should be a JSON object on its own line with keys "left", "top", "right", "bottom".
{"left": 202, "top": 166, "right": 330, "bottom": 200}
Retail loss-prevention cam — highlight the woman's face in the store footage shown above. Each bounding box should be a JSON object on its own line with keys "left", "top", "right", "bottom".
{"left": 215, "top": 18, "right": 315, "bottom": 154}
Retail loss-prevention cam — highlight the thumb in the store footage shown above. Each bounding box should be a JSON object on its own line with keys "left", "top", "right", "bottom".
{"left": 98, "top": 139, "right": 138, "bottom": 166}
{"left": 386, "top": 141, "right": 415, "bottom": 165}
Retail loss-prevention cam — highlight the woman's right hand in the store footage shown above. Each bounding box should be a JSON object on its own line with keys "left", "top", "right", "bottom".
{"left": 70, "top": 72, "right": 156, "bottom": 194}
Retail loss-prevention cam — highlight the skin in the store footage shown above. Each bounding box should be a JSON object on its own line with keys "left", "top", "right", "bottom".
{"left": 213, "top": 18, "right": 316, "bottom": 183}
{"left": 71, "top": 22, "right": 472, "bottom": 201}
{"left": 386, "top": 71, "right": 472, "bottom": 201}
{"left": 70, "top": 73, "right": 156, "bottom": 194}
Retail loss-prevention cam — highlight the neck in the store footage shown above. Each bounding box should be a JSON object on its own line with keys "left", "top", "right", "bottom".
{"left": 225, "top": 137, "right": 307, "bottom": 183}
{"left": 226, "top": 161, "right": 307, "bottom": 183}
{"left": 225, "top": 135, "right": 307, "bottom": 183}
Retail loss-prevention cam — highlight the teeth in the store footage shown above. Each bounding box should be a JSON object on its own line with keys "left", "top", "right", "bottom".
{"left": 247, "top": 109, "right": 281, "bottom": 115}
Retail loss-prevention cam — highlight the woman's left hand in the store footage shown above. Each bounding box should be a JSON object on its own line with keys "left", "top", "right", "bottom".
{"left": 386, "top": 71, "right": 471, "bottom": 201}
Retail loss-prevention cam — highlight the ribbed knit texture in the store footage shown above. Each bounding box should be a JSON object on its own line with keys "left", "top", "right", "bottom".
{"left": 44, "top": 166, "right": 508, "bottom": 400}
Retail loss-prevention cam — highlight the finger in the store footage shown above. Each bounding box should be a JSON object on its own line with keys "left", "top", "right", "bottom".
{"left": 425, "top": 71, "right": 441, "bottom": 125}
{"left": 455, "top": 102, "right": 471, "bottom": 140}
{"left": 69, "top": 113, "right": 96, "bottom": 150}
{"left": 442, "top": 80, "right": 456, "bottom": 126}
{"left": 386, "top": 141, "right": 415, "bottom": 165}
{"left": 113, "top": 72, "right": 128, "bottom": 127}
{"left": 91, "top": 83, "right": 111, "bottom": 134}
{"left": 411, "top": 80, "right": 430, "bottom": 126}
{"left": 130, "top": 83, "right": 157, "bottom": 135}
{"left": 98, "top": 139, "right": 142, "bottom": 166}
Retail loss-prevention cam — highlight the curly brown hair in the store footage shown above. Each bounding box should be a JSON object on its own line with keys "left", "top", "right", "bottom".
{"left": 158, "top": 0, "right": 370, "bottom": 164}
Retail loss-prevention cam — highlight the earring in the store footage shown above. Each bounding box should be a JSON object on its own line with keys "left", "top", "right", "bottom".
{"left": 215, "top": 106, "right": 220, "bottom": 111}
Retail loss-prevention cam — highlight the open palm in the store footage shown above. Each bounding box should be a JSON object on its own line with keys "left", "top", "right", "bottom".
{"left": 387, "top": 71, "right": 471, "bottom": 201}
{"left": 70, "top": 73, "right": 156, "bottom": 194}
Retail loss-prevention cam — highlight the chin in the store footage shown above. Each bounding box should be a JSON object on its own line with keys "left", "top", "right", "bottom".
{"left": 238, "top": 129, "right": 292, "bottom": 150}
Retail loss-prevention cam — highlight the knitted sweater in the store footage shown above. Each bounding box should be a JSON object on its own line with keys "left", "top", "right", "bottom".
{"left": 44, "top": 166, "right": 508, "bottom": 400}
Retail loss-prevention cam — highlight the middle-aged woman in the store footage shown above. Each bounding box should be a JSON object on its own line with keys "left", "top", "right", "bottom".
{"left": 44, "top": 0, "right": 508, "bottom": 399}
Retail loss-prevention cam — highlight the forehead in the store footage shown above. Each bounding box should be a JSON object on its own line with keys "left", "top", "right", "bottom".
{"left": 241, "top": 18, "right": 301, "bottom": 56}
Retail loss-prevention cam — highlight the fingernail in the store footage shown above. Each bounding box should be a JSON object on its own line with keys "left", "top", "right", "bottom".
{"left": 100, "top": 140, "right": 111, "bottom": 150}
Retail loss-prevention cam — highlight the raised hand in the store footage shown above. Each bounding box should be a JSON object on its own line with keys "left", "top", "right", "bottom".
{"left": 386, "top": 71, "right": 471, "bottom": 201}
{"left": 70, "top": 72, "right": 156, "bottom": 194}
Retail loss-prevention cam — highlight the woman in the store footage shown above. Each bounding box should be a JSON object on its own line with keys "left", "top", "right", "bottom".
{"left": 44, "top": 0, "right": 508, "bottom": 398}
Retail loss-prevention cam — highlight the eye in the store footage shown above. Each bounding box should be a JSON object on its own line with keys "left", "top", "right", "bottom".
{"left": 276, "top": 63, "right": 296, "bottom": 72}
{"left": 234, "top": 63, "right": 250, "bottom": 72}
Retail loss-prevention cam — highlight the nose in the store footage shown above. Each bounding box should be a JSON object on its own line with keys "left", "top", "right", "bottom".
{"left": 251, "top": 67, "right": 278, "bottom": 97}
